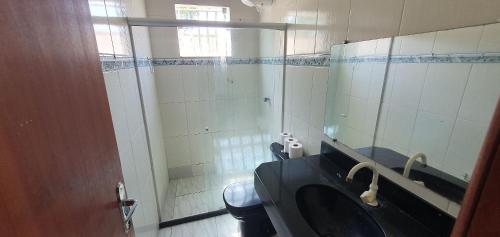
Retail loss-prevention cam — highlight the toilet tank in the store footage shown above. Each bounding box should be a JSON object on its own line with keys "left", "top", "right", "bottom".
{"left": 270, "top": 142, "right": 289, "bottom": 161}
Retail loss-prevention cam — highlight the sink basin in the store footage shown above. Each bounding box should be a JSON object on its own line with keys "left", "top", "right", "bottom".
{"left": 296, "top": 184, "right": 385, "bottom": 237}
{"left": 393, "top": 167, "right": 465, "bottom": 203}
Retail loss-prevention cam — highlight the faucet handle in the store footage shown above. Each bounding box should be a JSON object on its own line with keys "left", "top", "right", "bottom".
{"left": 360, "top": 190, "right": 379, "bottom": 207}
{"left": 346, "top": 162, "right": 380, "bottom": 207}
{"left": 361, "top": 183, "right": 379, "bottom": 207}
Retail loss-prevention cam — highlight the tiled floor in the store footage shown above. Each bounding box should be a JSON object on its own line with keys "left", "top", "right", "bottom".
{"left": 162, "top": 130, "right": 274, "bottom": 221}
{"left": 159, "top": 214, "right": 241, "bottom": 237}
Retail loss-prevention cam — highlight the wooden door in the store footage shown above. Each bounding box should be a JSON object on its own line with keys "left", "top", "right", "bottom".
{"left": 452, "top": 99, "right": 500, "bottom": 237}
{"left": 0, "top": 0, "right": 130, "bottom": 236}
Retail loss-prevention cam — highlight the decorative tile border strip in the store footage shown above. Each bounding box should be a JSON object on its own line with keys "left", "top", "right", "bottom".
{"left": 100, "top": 56, "right": 135, "bottom": 72}
{"left": 152, "top": 56, "right": 289, "bottom": 66}
{"left": 286, "top": 54, "right": 330, "bottom": 67}
{"left": 332, "top": 55, "right": 388, "bottom": 64}
{"left": 332, "top": 53, "right": 500, "bottom": 64}
{"left": 151, "top": 57, "right": 262, "bottom": 66}
{"left": 100, "top": 53, "right": 500, "bottom": 72}
{"left": 100, "top": 55, "right": 286, "bottom": 71}
{"left": 260, "top": 57, "right": 286, "bottom": 65}
{"left": 389, "top": 53, "right": 500, "bottom": 64}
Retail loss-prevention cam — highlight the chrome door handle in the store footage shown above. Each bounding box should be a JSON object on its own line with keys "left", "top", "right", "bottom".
{"left": 116, "top": 182, "right": 138, "bottom": 233}
{"left": 121, "top": 199, "right": 138, "bottom": 226}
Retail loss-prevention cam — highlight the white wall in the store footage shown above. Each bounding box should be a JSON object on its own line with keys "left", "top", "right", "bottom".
{"left": 376, "top": 23, "right": 500, "bottom": 181}
{"left": 90, "top": 0, "right": 168, "bottom": 235}
{"left": 258, "top": 30, "right": 285, "bottom": 142}
{"left": 257, "top": 64, "right": 283, "bottom": 142}
{"left": 260, "top": 0, "right": 500, "bottom": 55}
{"left": 324, "top": 38, "right": 390, "bottom": 150}
{"left": 155, "top": 64, "right": 262, "bottom": 177}
{"left": 283, "top": 66, "right": 329, "bottom": 155}
{"left": 135, "top": 62, "right": 170, "bottom": 220}
{"left": 126, "top": 1, "right": 171, "bottom": 224}
{"left": 103, "top": 69, "right": 159, "bottom": 233}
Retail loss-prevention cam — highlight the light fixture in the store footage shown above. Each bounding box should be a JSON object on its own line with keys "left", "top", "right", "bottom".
{"left": 241, "top": 0, "right": 273, "bottom": 12}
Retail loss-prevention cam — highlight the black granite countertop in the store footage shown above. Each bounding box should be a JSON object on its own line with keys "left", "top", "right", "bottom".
{"left": 254, "top": 154, "right": 445, "bottom": 237}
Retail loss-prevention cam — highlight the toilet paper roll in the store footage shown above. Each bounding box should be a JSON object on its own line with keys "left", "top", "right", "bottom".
{"left": 280, "top": 132, "right": 291, "bottom": 145}
{"left": 284, "top": 137, "right": 298, "bottom": 153}
{"left": 289, "top": 142, "right": 304, "bottom": 159}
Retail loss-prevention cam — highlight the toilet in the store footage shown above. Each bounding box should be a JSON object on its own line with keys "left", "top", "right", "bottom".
{"left": 222, "top": 143, "right": 285, "bottom": 237}
{"left": 223, "top": 181, "right": 275, "bottom": 237}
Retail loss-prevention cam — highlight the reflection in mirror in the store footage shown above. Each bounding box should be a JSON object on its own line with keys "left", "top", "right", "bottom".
{"left": 324, "top": 23, "right": 500, "bottom": 205}
{"left": 373, "top": 23, "right": 500, "bottom": 203}
{"left": 324, "top": 38, "right": 392, "bottom": 148}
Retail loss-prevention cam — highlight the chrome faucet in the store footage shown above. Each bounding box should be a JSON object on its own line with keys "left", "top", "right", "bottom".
{"left": 403, "top": 153, "right": 427, "bottom": 178}
{"left": 346, "top": 162, "right": 379, "bottom": 207}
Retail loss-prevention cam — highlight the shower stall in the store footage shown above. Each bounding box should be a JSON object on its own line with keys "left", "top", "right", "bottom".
{"left": 127, "top": 18, "right": 287, "bottom": 224}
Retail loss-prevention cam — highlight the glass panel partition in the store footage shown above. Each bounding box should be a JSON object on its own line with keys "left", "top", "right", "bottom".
{"left": 130, "top": 25, "right": 285, "bottom": 222}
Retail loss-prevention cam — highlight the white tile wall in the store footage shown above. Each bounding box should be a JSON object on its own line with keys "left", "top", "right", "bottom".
{"left": 290, "top": 67, "right": 314, "bottom": 122}
{"left": 324, "top": 40, "right": 389, "bottom": 150}
{"left": 155, "top": 63, "right": 273, "bottom": 176}
{"left": 446, "top": 119, "right": 489, "bottom": 176}
{"left": 260, "top": 0, "right": 500, "bottom": 53}
{"left": 382, "top": 104, "right": 418, "bottom": 153}
{"left": 309, "top": 69, "right": 329, "bottom": 130}
{"left": 294, "top": 0, "right": 319, "bottom": 54}
{"left": 478, "top": 23, "right": 500, "bottom": 52}
{"left": 388, "top": 64, "right": 428, "bottom": 108}
{"left": 165, "top": 135, "right": 192, "bottom": 168}
{"left": 161, "top": 103, "right": 189, "bottom": 137}
{"left": 420, "top": 64, "right": 471, "bottom": 118}
{"left": 350, "top": 63, "right": 372, "bottom": 98}
{"left": 231, "top": 29, "right": 260, "bottom": 58}
{"left": 137, "top": 65, "right": 170, "bottom": 219}
{"left": 409, "top": 111, "right": 454, "bottom": 168}
{"left": 156, "top": 67, "right": 185, "bottom": 103}
{"left": 118, "top": 69, "right": 144, "bottom": 134}
{"left": 398, "top": 32, "right": 437, "bottom": 55}
{"left": 458, "top": 64, "right": 500, "bottom": 124}
{"left": 377, "top": 24, "right": 500, "bottom": 181}
{"left": 103, "top": 70, "right": 158, "bottom": 229}
{"left": 283, "top": 66, "right": 329, "bottom": 155}
{"left": 93, "top": 0, "right": 172, "bottom": 232}
{"left": 186, "top": 101, "right": 211, "bottom": 134}
{"left": 432, "top": 26, "right": 483, "bottom": 54}
{"left": 258, "top": 63, "right": 284, "bottom": 143}
{"left": 149, "top": 27, "right": 181, "bottom": 58}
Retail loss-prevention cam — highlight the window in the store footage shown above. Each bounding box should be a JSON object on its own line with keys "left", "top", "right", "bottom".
{"left": 175, "top": 4, "right": 232, "bottom": 57}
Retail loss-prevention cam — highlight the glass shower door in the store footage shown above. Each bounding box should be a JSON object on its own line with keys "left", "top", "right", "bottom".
{"left": 130, "top": 25, "right": 285, "bottom": 223}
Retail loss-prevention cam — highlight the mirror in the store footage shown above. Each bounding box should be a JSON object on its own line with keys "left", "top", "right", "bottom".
{"left": 324, "top": 37, "right": 391, "bottom": 148}
{"left": 324, "top": 22, "right": 500, "bottom": 204}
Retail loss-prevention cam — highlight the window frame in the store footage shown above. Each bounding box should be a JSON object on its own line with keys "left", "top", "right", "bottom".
{"left": 174, "top": 4, "right": 232, "bottom": 58}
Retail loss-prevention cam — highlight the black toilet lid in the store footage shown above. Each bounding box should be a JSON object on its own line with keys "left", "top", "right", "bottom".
{"left": 223, "top": 180, "right": 262, "bottom": 214}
